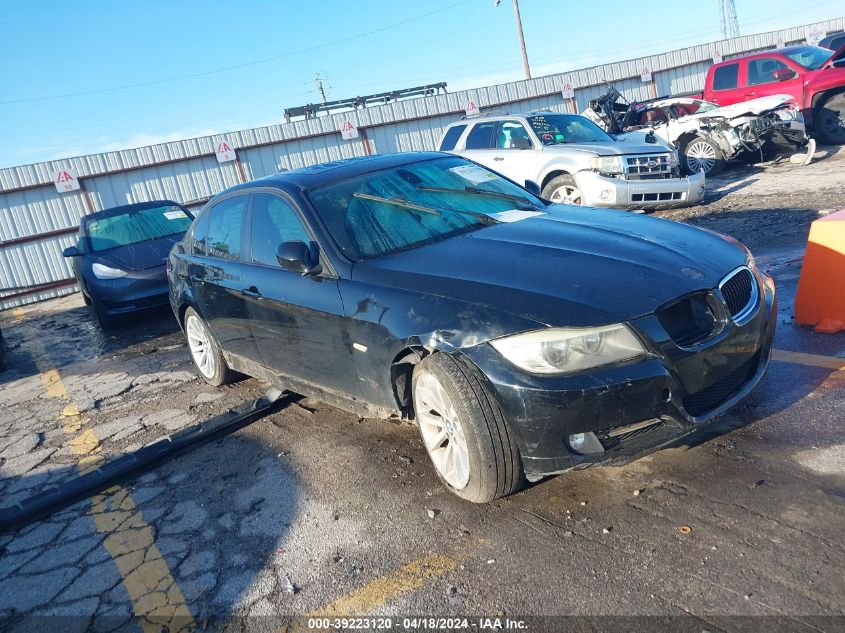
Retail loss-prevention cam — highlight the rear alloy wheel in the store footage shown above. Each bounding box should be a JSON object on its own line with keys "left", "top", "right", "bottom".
{"left": 412, "top": 354, "right": 523, "bottom": 503}
{"left": 542, "top": 174, "right": 582, "bottom": 205}
{"left": 184, "top": 307, "right": 236, "bottom": 386}
{"left": 682, "top": 136, "right": 725, "bottom": 176}
{"left": 815, "top": 94, "right": 845, "bottom": 145}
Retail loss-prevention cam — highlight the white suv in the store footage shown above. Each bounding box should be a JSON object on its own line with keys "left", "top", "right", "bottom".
{"left": 438, "top": 112, "right": 705, "bottom": 209}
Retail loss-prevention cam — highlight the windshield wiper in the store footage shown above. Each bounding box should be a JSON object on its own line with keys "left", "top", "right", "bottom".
{"left": 351, "top": 192, "right": 499, "bottom": 225}
{"left": 415, "top": 185, "right": 542, "bottom": 210}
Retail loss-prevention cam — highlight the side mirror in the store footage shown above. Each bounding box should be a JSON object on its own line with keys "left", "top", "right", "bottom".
{"left": 276, "top": 241, "right": 321, "bottom": 275}
{"left": 524, "top": 180, "right": 541, "bottom": 196}
{"left": 772, "top": 68, "right": 796, "bottom": 81}
{"left": 63, "top": 245, "right": 81, "bottom": 257}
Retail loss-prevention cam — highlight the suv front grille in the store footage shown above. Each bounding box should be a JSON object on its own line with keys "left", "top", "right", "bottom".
{"left": 683, "top": 353, "right": 759, "bottom": 417}
{"left": 719, "top": 267, "right": 757, "bottom": 321}
{"left": 625, "top": 154, "right": 672, "bottom": 180}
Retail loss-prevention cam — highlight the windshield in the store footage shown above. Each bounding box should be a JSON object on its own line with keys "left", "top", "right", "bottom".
{"left": 86, "top": 205, "right": 193, "bottom": 252}
{"left": 784, "top": 46, "right": 833, "bottom": 70}
{"left": 306, "top": 156, "right": 545, "bottom": 261}
{"left": 527, "top": 113, "right": 613, "bottom": 145}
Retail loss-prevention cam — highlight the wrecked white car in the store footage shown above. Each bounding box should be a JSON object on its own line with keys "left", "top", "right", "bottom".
{"left": 583, "top": 88, "right": 812, "bottom": 176}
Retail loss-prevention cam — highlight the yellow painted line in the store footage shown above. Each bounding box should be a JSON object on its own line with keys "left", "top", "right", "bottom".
{"left": 771, "top": 349, "right": 845, "bottom": 371}
{"left": 13, "top": 306, "right": 194, "bottom": 632}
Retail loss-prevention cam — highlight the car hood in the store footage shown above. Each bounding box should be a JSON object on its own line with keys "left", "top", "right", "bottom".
{"left": 679, "top": 94, "right": 795, "bottom": 122}
{"left": 542, "top": 141, "right": 668, "bottom": 157}
{"left": 352, "top": 207, "right": 747, "bottom": 329}
{"left": 96, "top": 235, "right": 182, "bottom": 271}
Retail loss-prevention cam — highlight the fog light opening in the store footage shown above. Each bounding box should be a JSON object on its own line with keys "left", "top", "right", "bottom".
{"left": 661, "top": 388, "right": 672, "bottom": 403}
{"left": 568, "top": 431, "right": 605, "bottom": 455}
{"left": 698, "top": 186, "right": 705, "bottom": 197}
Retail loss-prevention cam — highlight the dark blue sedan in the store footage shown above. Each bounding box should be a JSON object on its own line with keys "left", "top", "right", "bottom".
{"left": 63, "top": 200, "right": 193, "bottom": 326}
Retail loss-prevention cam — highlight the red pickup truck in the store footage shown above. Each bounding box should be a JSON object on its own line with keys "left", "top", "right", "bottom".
{"left": 701, "top": 44, "right": 845, "bottom": 144}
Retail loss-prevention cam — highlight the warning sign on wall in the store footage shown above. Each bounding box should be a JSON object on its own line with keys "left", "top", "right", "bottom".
{"left": 713, "top": 51, "right": 723, "bottom": 64}
{"left": 640, "top": 66, "right": 652, "bottom": 82}
{"left": 215, "top": 141, "right": 237, "bottom": 163}
{"left": 561, "top": 81, "right": 575, "bottom": 99}
{"left": 53, "top": 169, "right": 80, "bottom": 193}
{"left": 340, "top": 120, "right": 359, "bottom": 140}
{"left": 465, "top": 100, "right": 480, "bottom": 117}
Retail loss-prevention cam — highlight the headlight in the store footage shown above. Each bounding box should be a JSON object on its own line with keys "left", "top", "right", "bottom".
{"left": 669, "top": 150, "right": 680, "bottom": 168}
{"left": 92, "top": 262, "right": 128, "bottom": 279}
{"left": 745, "top": 251, "right": 756, "bottom": 271}
{"left": 589, "top": 156, "right": 623, "bottom": 176}
{"left": 490, "top": 324, "right": 646, "bottom": 375}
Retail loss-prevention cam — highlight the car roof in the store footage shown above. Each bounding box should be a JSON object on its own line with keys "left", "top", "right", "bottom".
{"left": 218, "top": 152, "right": 447, "bottom": 195}
{"left": 82, "top": 199, "right": 184, "bottom": 223}
{"left": 716, "top": 44, "right": 827, "bottom": 64}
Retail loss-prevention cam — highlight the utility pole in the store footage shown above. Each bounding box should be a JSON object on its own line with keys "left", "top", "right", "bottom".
{"left": 315, "top": 74, "right": 328, "bottom": 105}
{"left": 495, "top": 0, "right": 531, "bottom": 80}
{"left": 717, "top": 0, "right": 739, "bottom": 39}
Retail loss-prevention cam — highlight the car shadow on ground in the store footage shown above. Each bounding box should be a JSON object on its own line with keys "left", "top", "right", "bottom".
{"left": 0, "top": 430, "right": 299, "bottom": 629}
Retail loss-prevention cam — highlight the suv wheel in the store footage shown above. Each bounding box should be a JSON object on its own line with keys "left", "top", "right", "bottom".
{"left": 542, "top": 174, "right": 582, "bottom": 205}
{"left": 816, "top": 94, "right": 845, "bottom": 145}
{"left": 682, "top": 136, "right": 725, "bottom": 176}
{"left": 184, "top": 307, "right": 236, "bottom": 386}
{"left": 412, "top": 353, "right": 523, "bottom": 503}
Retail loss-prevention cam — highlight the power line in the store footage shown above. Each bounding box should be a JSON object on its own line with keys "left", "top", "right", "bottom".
{"left": 0, "top": 0, "right": 471, "bottom": 105}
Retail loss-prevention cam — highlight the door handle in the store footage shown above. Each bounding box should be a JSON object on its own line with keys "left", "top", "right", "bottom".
{"left": 493, "top": 156, "right": 504, "bottom": 162}
{"left": 744, "top": 92, "right": 757, "bottom": 97}
{"left": 241, "top": 285, "right": 262, "bottom": 299}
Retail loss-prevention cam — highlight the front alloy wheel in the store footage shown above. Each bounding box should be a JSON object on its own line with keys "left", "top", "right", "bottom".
{"left": 412, "top": 354, "right": 523, "bottom": 503}
{"left": 683, "top": 137, "right": 725, "bottom": 176}
{"left": 542, "top": 174, "right": 582, "bottom": 205}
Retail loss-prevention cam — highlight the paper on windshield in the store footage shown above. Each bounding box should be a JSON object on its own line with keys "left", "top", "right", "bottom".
{"left": 449, "top": 165, "right": 498, "bottom": 184}
{"left": 164, "top": 210, "right": 188, "bottom": 220}
{"left": 492, "top": 210, "right": 545, "bottom": 223}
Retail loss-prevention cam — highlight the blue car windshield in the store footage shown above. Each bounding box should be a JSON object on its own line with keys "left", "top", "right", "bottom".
{"left": 784, "top": 46, "right": 834, "bottom": 70}
{"left": 306, "top": 156, "right": 545, "bottom": 261}
{"left": 86, "top": 205, "right": 193, "bottom": 252}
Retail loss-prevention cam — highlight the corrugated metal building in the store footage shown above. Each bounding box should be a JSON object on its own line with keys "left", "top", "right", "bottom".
{"left": 1, "top": 18, "right": 843, "bottom": 309}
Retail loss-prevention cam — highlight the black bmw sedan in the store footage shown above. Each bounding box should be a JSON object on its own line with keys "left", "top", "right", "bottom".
{"left": 168, "top": 152, "right": 775, "bottom": 503}
{"left": 63, "top": 200, "right": 193, "bottom": 326}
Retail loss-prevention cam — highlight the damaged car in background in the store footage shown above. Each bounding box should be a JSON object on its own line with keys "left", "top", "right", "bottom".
{"left": 583, "top": 87, "right": 813, "bottom": 176}
{"left": 169, "top": 152, "right": 775, "bottom": 504}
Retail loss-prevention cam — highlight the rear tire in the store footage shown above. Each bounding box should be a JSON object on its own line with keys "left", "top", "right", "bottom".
{"left": 183, "top": 307, "right": 236, "bottom": 386}
{"left": 412, "top": 353, "right": 523, "bottom": 503}
{"left": 93, "top": 303, "right": 115, "bottom": 329}
{"left": 815, "top": 94, "right": 845, "bottom": 145}
{"left": 682, "top": 136, "right": 725, "bottom": 176}
{"left": 541, "top": 174, "right": 582, "bottom": 205}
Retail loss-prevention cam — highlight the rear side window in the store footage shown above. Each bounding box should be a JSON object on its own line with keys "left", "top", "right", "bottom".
{"left": 250, "top": 193, "right": 311, "bottom": 267}
{"left": 439, "top": 125, "right": 467, "bottom": 151}
{"left": 206, "top": 196, "right": 246, "bottom": 261}
{"left": 464, "top": 122, "right": 498, "bottom": 149}
{"left": 748, "top": 58, "right": 790, "bottom": 85}
{"left": 191, "top": 212, "right": 209, "bottom": 255}
{"left": 712, "top": 63, "right": 739, "bottom": 90}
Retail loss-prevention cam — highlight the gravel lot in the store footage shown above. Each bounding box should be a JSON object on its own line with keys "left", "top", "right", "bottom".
{"left": 1, "top": 146, "right": 844, "bottom": 632}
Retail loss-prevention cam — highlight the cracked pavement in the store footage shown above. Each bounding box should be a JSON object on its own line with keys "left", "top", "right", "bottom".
{"left": 0, "top": 151, "right": 844, "bottom": 632}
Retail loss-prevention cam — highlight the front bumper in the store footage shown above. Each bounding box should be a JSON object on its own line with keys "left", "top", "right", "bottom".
{"left": 576, "top": 170, "right": 705, "bottom": 210}
{"left": 88, "top": 265, "right": 170, "bottom": 316}
{"left": 461, "top": 270, "right": 776, "bottom": 481}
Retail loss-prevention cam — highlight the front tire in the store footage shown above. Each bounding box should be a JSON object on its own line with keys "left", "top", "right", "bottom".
{"left": 412, "top": 353, "right": 523, "bottom": 503}
{"left": 184, "top": 307, "right": 236, "bottom": 386}
{"left": 682, "top": 136, "right": 725, "bottom": 176}
{"left": 542, "top": 174, "right": 582, "bottom": 205}
{"left": 815, "top": 94, "right": 845, "bottom": 145}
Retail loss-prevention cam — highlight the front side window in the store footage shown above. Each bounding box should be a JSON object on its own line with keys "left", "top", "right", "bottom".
{"left": 496, "top": 121, "right": 533, "bottom": 149}
{"left": 748, "top": 57, "right": 790, "bottom": 85}
{"left": 191, "top": 211, "right": 209, "bottom": 256}
{"left": 527, "top": 114, "right": 613, "bottom": 145}
{"left": 250, "top": 193, "right": 311, "bottom": 267}
{"left": 306, "top": 156, "right": 545, "bottom": 262}
{"left": 86, "top": 204, "right": 192, "bottom": 253}
{"left": 206, "top": 196, "right": 246, "bottom": 261}
{"left": 712, "top": 63, "right": 739, "bottom": 90}
{"left": 464, "top": 122, "right": 498, "bottom": 149}
{"left": 439, "top": 125, "right": 467, "bottom": 151}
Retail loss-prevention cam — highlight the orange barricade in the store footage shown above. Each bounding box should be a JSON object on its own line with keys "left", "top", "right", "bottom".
{"left": 795, "top": 208, "right": 845, "bottom": 334}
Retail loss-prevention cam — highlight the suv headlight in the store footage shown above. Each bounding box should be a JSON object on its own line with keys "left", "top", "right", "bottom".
{"left": 92, "top": 262, "right": 128, "bottom": 279}
{"left": 590, "top": 156, "right": 623, "bottom": 176}
{"left": 490, "top": 324, "right": 646, "bottom": 375}
{"left": 669, "top": 150, "right": 680, "bottom": 168}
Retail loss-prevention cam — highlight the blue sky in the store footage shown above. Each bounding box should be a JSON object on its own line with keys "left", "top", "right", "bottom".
{"left": 1, "top": 0, "right": 841, "bottom": 168}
